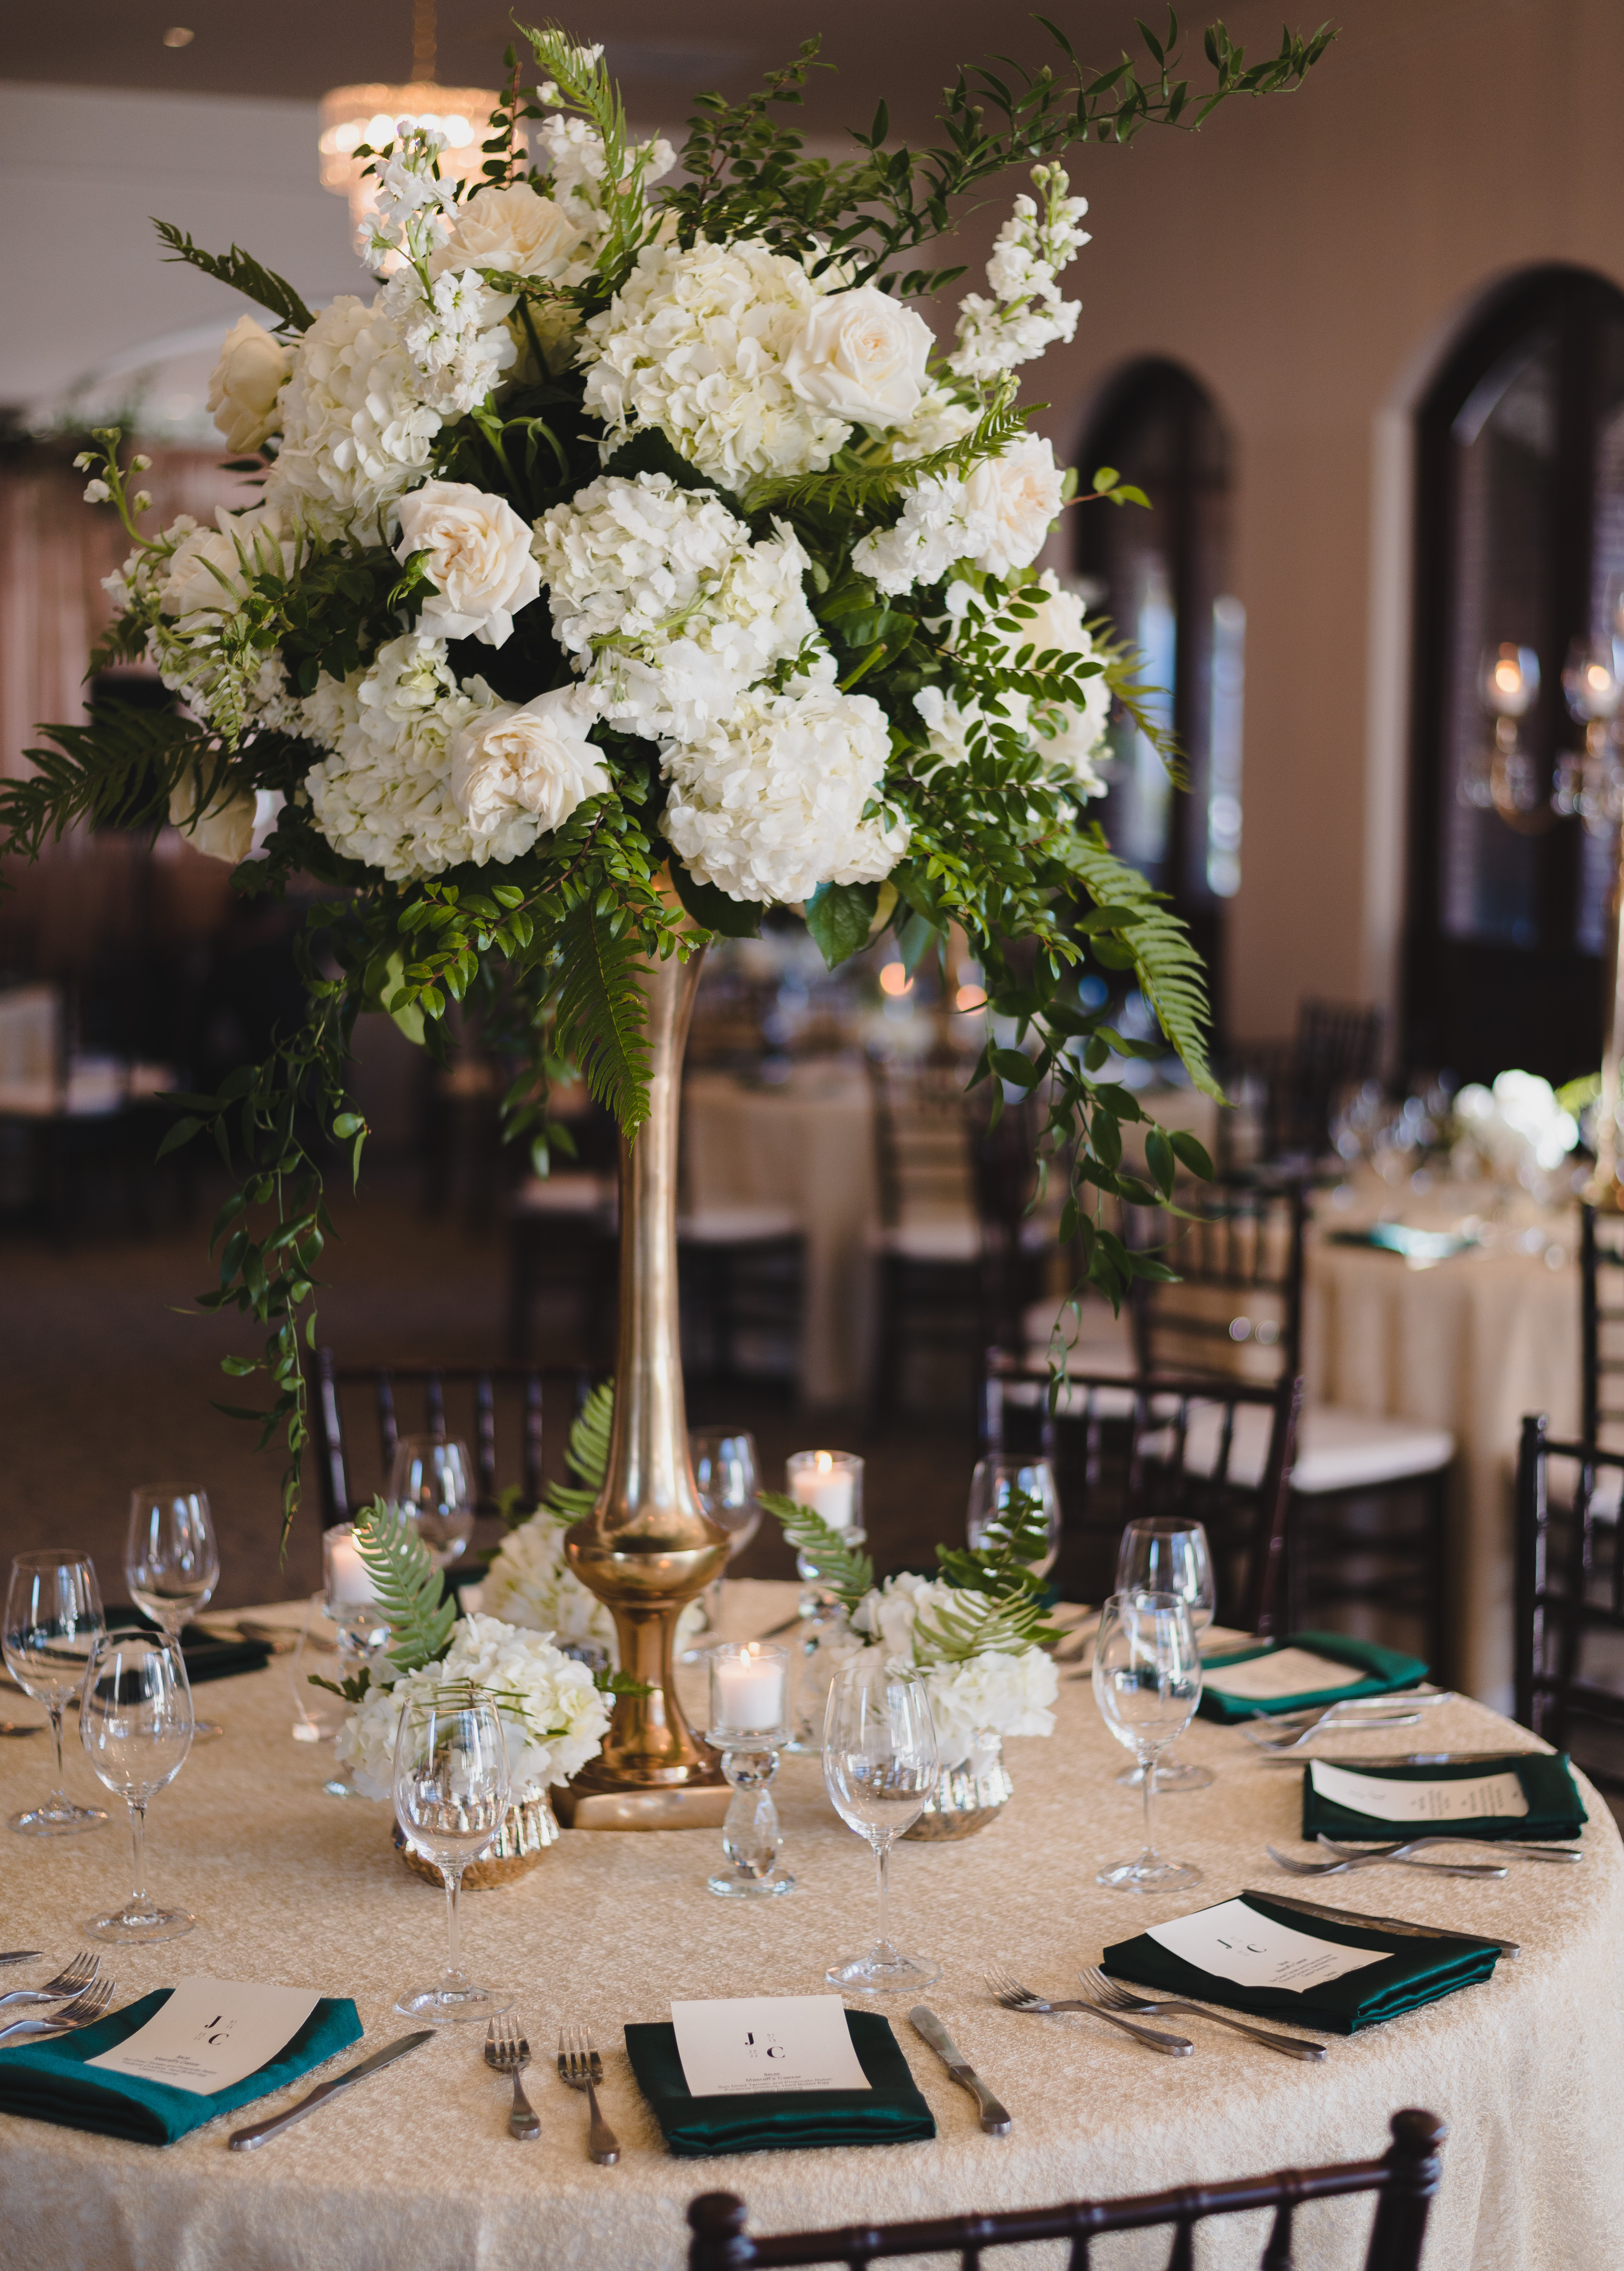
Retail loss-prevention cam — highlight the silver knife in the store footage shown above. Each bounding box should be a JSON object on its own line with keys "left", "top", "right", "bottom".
{"left": 0, "top": 1952, "right": 41, "bottom": 1967}
{"left": 1247, "top": 1887, "right": 1521, "bottom": 1960}
{"left": 909, "top": 2006, "right": 1012, "bottom": 2135}
{"left": 1253, "top": 1750, "right": 1521, "bottom": 1768}
{"left": 227, "top": 2031, "right": 434, "bottom": 2149}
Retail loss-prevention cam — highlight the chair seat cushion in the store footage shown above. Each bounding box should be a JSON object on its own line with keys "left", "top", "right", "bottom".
{"left": 511, "top": 1173, "right": 614, "bottom": 1216}
{"left": 872, "top": 1214, "right": 980, "bottom": 1263}
{"left": 678, "top": 1203, "right": 801, "bottom": 1246}
{"left": 1145, "top": 1402, "right": 1455, "bottom": 1494}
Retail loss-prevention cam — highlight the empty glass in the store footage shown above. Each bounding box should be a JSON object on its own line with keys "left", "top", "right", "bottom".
{"left": 967, "top": 1453, "right": 1062, "bottom": 1578}
{"left": 684, "top": 1429, "right": 762, "bottom": 1655}
{"left": 1113, "top": 1518, "right": 1215, "bottom": 1792}
{"left": 388, "top": 1437, "right": 475, "bottom": 1568}
{"left": 392, "top": 1695, "right": 513, "bottom": 2023}
{"left": 823, "top": 1652, "right": 940, "bottom": 1992}
{"left": 80, "top": 1627, "right": 195, "bottom": 1940}
{"left": 3, "top": 1551, "right": 107, "bottom": 1835}
{"left": 125, "top": 1488, "right": 222, "bottom": 1740}
{"left": 1092, "top": 1590, "right": 1203, "bottom": 1893}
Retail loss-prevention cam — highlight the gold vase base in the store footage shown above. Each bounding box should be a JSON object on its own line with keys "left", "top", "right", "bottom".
{"left": 550, "top": 1779, "right": 731, "bottom": 1831}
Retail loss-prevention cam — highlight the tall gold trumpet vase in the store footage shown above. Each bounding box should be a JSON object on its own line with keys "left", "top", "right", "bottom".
{"left": 555, "top": 940, "right": 732, "bottom": 1828}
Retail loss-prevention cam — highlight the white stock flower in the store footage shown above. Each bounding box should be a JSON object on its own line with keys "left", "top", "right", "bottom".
{"left": 784, "top": 285, "right": 933, "bottom": 430}
{"left": 853, "top": 471, "right": 975, "bottom": 596}
{"left": 207, "top": 314, "right": 292, "bottom": 453}
{"left": 961, "top": 434, "right": 1064, "bottom": 577}
{"left": 449, "top": 687, "right": 610, "bottom": 838}
{"left": 948, "top": 163, "right": 1091, "bottom": 384}
{"left": 580, "top": 238, "right": 851, "bottom": 487}
{"left": 383, "top": 264, "right": 517, "bottom": 418}
{"left": 662, "top": 671, "right": 907, "bottom": 905}
{"left": 395, "top": 479, "right": 542, "bottom": 646}
{"left": 267, "top": 296, "right": 440, "bottom": 543}
{"left": 432, "top": 182, "right": 583, "bottom": 282}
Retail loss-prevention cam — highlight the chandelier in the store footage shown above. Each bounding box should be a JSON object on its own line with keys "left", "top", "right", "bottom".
{"left": 318, "top": 0, "right": 499, "bottom": 238}
{"left": 1465, "top": 631, "right": 1624, "bottom": 837}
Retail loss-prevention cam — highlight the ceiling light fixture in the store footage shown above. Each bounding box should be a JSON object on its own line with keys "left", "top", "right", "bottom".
{"left": 318, "top": 0, "right": 498, "bottom": 239}
{"left": 163, "top": 26, "right": 194, "bottom": 47}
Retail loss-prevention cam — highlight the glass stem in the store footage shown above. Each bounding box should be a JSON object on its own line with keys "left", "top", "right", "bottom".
{"left": 873, "top": 1835, "right": 896, "bottom": 1961}
{"left": 442, "top": 1863, "right": 465, "bottom": 1979}
{"left": 1141, "top": 1749, "right": 1159, "bottom": 1862}
{"left": 46, "top": 1698, "right": 66, "bottom": 1797}
{"left": 128, "top": 1798, "right": 147, "bottom": 1907}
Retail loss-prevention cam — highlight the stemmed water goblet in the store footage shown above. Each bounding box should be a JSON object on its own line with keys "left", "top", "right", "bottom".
{"left": 79, "top": 1627, "right": 196, "bottom": 1940}
{"left": 125, "top": 1487, "right": 223, "bottom": 1739}
{"left": 388, "top": 1437, "right": 476, "bottom": 1569}
{"left": 1092, "top": 1589, "right": 1203, "bottom": 1893}
{"left": 823, "top": 1651, "right": 940, "bottom": 1991}
{"left": 967, "top": 1453, "right": 1061, "bottom": 1577}
{"left": 1113, "top": 1517, "right": 1215, "bottom": 1791}
{"left": 682, "top": 1430, "right": 762, "bottom": 1659}
{"left": 392, "top": 1693, "right": 513, "bottom": 2024}
{"left": 3, "top": 1551, "right": 107, "bottom": 1835}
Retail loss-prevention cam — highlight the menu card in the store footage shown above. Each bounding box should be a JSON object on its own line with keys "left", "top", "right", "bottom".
{"left": 670, "top": 1996, "right": 872, "bottom": 2097}
{"left": 1201, "top": 1647, "right": 1369, "bottom": 1702}
{"left": 1308, "top": 1760, "right": 1530, "bottom": 1823}
{"left": 87, "top": 1976, "right": 321, "bottom": 2096}
{"left": 1148, "top": 1898, "right": 1391, "bottom": 1991}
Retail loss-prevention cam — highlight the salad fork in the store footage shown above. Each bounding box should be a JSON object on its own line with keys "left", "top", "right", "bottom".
{"left": 1269, "top": 1840, "right": 1505, "bottom": 1878}
{"left": 0, "top": 1975, "right": 115, "bottom": 2047}
{"left": 984, "top": 1966, "right": 1192, "bottom": 2055}
{"left": 1075, "top": 1967, "right": 1326, "bottom": 2060}
{"left": 485, "top": 2012, "right": 539, "bottom": 2141}
{"left": 1316, "top": 1833, "right": 1580, "bottom": 1866}
{"left": 0, "top": 1951, "right": 98, "bottom": 2009}
{"left": 557, "top": 2024, "right": 620, "bottom": 2164}
{"left": 1240, "top": 1705, "right": 1428, "bottom": 1752}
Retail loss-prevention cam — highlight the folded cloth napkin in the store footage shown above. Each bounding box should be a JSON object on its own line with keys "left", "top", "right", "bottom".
{"left": 1301, "top": 1752, "right": 1588, "bottom": 1843}
{"left": 1197, "top": 1631, "right": 1428, "bottom": 1723}
{"left": 1102, "top": 1890, "right": 1500, "bottom": 2035}
{"left": 0, "top": 1989, "right": 362, "bottom": 2144}
{"left": 119, "top": 1609, "right": 272, "bottom": 1686}
{"left": 624, "top": 2009, "right": 934, "bottom": 2157}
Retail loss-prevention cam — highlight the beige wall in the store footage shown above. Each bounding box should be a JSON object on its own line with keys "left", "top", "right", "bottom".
{"left": 1028, "top": 0, "right": 1624, "bottom": 1047}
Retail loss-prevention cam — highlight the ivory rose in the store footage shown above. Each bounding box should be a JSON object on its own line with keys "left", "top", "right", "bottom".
{"left": 167, "top": 767, "right": 260, "bottom": 864}
{"left": 394, "top": 480, "right": 543, "bottom": 647}
{"left": 206, "top": 315, "right": 292, "bottom": 453}
{"left": 448, "top": 687, "right": 610, "bottom": 838}
{"left": 963, "top": 432, "right": 1065, "bottom": 576}
{"left": 432, "top": 182, "right": 583, "bottom": 282}
{"left": 784, "top": 284, "right": 934, "bottom": 429}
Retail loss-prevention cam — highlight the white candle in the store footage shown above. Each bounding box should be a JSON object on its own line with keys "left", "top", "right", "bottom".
{"left": 790, "top": 1451, "right": 855, "bottom": 1532}
{"left": 713, "top": 1648, "right": 787, "bottom": 1736}
{"left": 325, "top": 1527, "right": 376, "bottom": 1607}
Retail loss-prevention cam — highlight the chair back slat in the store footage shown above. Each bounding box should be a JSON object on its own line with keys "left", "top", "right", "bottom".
{"left": 1165, "top": 2220, "right": 1194, "bottom": 2271}
{"left": 425, "top": 1373, "right": 447, "bottom": 1439}
{"left": 377, "top": 1375, "right": 399, "bottom": 1470}
{"left": 1261, "top": 2200, "right": 1295, "bottom": 2268}
{"left": 1130, "top": 1182, "right": 1306, "bottom": 1388}
{"left": 474, "top": 1375, "right": 498, "bottom": 1506}
{"left": 310, "top": 1356, "right": 592, "bottom": 1524}
{"left": 1515, "top": 1411, "right": 1624, "bottom": 1789}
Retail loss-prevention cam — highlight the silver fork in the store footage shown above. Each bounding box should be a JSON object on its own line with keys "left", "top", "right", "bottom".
{"left": 1075, "top": 1967, "right": 1327, "bottom": 2061}
{"left": 0, "top": 1975, "right": 115, "bottom": 2048}
{"left": 984, "top": 1965, "right": 1193, "bottom": 2055}
{"left": 1316, "top": 1833, "right": 1581, "bottom": 1866}
{"left": 485, "top": 2012, "right": 539, "bottom": 2141}
{"left": 0, "top": 1951, "right": 98, "bottom": 2009}
{"left": 557, "top": 2024, "right": 620, "bottom": 2164}
{"left": 1241, "top": 1706, "right": 1426, "bottom": 1752}
{"left": 1268, "top": 1840, "right": 1505, "bottom": 1878}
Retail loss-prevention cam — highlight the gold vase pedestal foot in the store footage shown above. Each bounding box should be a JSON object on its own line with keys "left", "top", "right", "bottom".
{"left": 560, "top": 932, "right": 731, "bottom": 1828}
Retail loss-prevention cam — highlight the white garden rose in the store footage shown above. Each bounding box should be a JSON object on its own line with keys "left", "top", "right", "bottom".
{"left": 395, "top": 480, "right": 542, "bottom": 646}
{"left": 207, "top": 314, "right": 292, "bottom": 453}
{"left": 167, "top": 767, "right": 260, "bottom": 864}
{"left": 784, "top": 285, "right": 933, "bottom": 429}
{"left": 158, "top": 503, "right": 295, "bottom": 628}
{"left": 448, "top": 687, "right": 610, "bottom": 839}
{"left": 962, "top": 433, "right": 1065, "bottom": 576}
{"left": 432, "top": 182, "right": 583, "bottom": 282}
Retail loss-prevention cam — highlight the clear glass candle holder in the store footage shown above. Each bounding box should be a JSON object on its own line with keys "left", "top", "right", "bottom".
{"left": 785, "top": 1451, "right": 865, "bottom": 1593}
{"left": 705, "top": 1642, "right": 794, "bottom": 1900}
{"left": 320, "top": 1524, "right": 390, "bottom": 1801}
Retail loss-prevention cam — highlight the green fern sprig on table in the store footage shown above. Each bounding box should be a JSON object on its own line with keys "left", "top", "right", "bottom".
{"left": 760, "top": 1491, "right": 873, "bottom": 1615}
{"left": 352, "top": 1497, "right": 455, "bottom": 1674}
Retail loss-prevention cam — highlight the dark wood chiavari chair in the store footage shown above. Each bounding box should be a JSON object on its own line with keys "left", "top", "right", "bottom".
{"left": 1515, "top": 1413, "right": 1624, "bottom": 1796}
{"left": 1579, "top": 1201, "right": 1624, "bottom": 1453}
{"left": 687, "top": 2108, "right": 1447, "bottom": 2271}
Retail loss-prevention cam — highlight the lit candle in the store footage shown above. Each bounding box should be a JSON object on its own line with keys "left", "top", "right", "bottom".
{"left": 712, "top": 1643, "right": 788, "bottom": 1737}
{"left": 789, "top": 1450, "right": 857, "bottom": 1532}
{"left": 324, "top": 1525, "right": 377, "bottom": 1607}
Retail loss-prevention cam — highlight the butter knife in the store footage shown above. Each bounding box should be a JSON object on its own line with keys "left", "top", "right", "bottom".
{"left": 1252, "top": 1750, "right": 1520, "bottom": 1768}
{"left": 1247, "top": 1887, "right": 1521, "bottom": 1959}
{"left": 909, "top": 2006, "right": 1012, "bottom": 2135}
{"left": 228, "top": 2031, "right": 434, "bottom": 2149}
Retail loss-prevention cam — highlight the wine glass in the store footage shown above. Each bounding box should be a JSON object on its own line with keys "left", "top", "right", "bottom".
{"left": 1092, "top": 1590, "right": 1203, "bottom": 1893}
{"left": 388, "top": 1437, "right": 475, "bottom": 1569}
{"left": 125, "top": 1488, "right": 222, "bottom": 1740}
{"left": 967, "top": 1453, "right": 1062, "bottom": 1578}
{"left": 392, "top": 1694, "right": 513, "bottom": 2024}
{"left": 822, "top": 1652, "right": 940, "bottom": 1992}
{"left": 3, "top": 1551, "right": 107, "bottom": 1835}
{"left": 1113, "top": 1518, "right": 1215, "bottom": 1792}
{"left": 684, "top": 1429, "right": 762, "bottom": 1655}
{"left": 79, "top": 1627, "right": 195, "bottom": 1940}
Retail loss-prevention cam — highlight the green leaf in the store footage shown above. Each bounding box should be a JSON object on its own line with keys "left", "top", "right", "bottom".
{"left": 1146, "top": 1125, "right": 1175, "bottom": 1197}
{"left": 352, "top": 1498, "right": 455, "bottom": 1674}
{"left": 534, "top": 1379, "right": 617, "bottom": 1526}
{"left": 1169, "top": 1128, "right": 1215, "bottom": 1181}
{"left": 1065, "top": 831, "right": 1222, "bottom": 1099}
{"left": 151, "top": 220, "right": 314, "bottom": 332}
{"left": 155, "top": 1115, "right": 202, "bottom": 1159}
{"left": 666, "top": 861, "right": 766, "bottom": 939}
{"left": 806, "top": 880, "right": 879, "bottom": 968}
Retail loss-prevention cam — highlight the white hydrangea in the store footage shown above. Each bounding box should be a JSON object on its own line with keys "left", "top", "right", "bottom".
{"left": 579, "top": 238, "right": 851, "bottom": 487}
{"left": 949, "top": 163, "right": 1090, "bottom": 384}
{"left": 481, "top": 1511, "right": 707, "bottom": 1657}
{"left": 382, "top": 263, "right": 518, "bottom": 418}
{"left": 533, "top": 112, "right": 675, "bottom": 249}
{"left": 854, "top": 433, "right": 1064, "bottom": 597}
{"left": 334, "top": 1613, "right": 611, "bottom": 1801}
{"left": 888, "top": 384, "right": 980, "bottom": 463}
{"left": 136, "top": 504, "right": 303, "bottom": 741}
{"left": 662, "top": 670, "right": 907, "bottom": 905}
{"left": 848, "top": 1570, "right": 1058, "bottom": 1770}
{"left": 266, "top": 296, "right": 441, "bottom": 543}
{"left": 533, "top": 471, "right": 819, "bottom": 739}
{"left": 853, "top": 471, "right": 976, "bottom": 596}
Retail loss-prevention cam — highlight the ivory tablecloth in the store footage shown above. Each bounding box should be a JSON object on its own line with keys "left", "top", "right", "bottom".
{"left": 0, "top": 1579, "right": 1618, "bottom": 2271}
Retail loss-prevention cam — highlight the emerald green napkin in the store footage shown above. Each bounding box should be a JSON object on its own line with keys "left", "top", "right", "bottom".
{"left": 121, "top": 1609, "right": 273, "bottom": 1687}
{"left": 1102, "top": 1890, "right": 1500, "bottom": 2035}
{"left": 1197, "top": 1630, "right": 1428, "bottom": 1723}
{"left": 624, "top": 2009, "right": 934, "bottom": 2157}
{"left": 1302, "top": 1752, "right": 1587, "bottom": 1842}
{"left": 0, "top": 1988, "right": 362, "bottom": 2144}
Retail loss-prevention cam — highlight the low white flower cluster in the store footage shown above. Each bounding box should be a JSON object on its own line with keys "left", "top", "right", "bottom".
{"left": 481, "top": 1509, "right": 708, "bottom": 1656}
{"left": 850, "top": 1571, "right": 1059, "bottom": 1772}
{"left": 948, "top": 162, "right": 1090, "bottom": 383}
{"left": 334, "top": 1612, "right": 611, "bottom": 1801}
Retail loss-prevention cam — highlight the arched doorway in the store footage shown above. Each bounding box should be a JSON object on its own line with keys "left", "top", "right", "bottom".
{"left": 1404, "top": 263, "right": 1624, "bottom": 1081}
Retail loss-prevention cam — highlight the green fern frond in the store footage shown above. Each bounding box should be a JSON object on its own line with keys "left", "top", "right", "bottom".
{"left": 1066, "top": 830, "right": 1221, "bottom": 1099}
{"left": 353, "top": 1497, "right": 456, "bottom": 1673}
{"left": 760, "top": 1489, "right": 874, "bottom": 1614}
{"left": 935, "top": 1489, "right": 1054, "bottom": 1602}
{"left": 539, "top": 1377, "right": 615, "bottom": 1524}
{"left": 744, "top": 391, "right": 1026, "bottom": 522}
{"left": 0, "top": 707, "right": 231, "bottom": 865}
{"left": 912, "top": 1588, "right": 1061, "bottom": 1664}
{"left": 152, "top": 220, "right": 314, "bottom": 334}
{"left": 553, "top": 897, "right": 653, "bottom": 1131}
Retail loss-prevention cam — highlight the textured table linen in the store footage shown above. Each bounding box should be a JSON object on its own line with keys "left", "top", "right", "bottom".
{"left": 0, "top": 1579, "right": 1619, "bottom": 2271}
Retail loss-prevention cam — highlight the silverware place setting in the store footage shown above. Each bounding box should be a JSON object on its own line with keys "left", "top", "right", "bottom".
{"left": 228, "top": 2032, "right": 435, "bottom": 2150}
{"left": 1317, "top": 1831, "right": 1581, "bottom": 1864}
{"left": 1268, "top": 1839, "right": 1507, "bottom": 1878}
{"left": 0, "top": 1951, "right": 99, "bottom": 2008}
{"left": 0, "top": 1976, "right": 116, "bottom": 2047}
{"left": 486, "top": 2012, "right": 540, "bottom": 2141}
{"left": 984, "top": 1965, "right": 1193, "bottom": 2055}
{"left": 557, "top": 2024, "right": 620, "bottom": 2163}
{"left": 1239, "top": 1696, "right": 1456, "bottom": 1752}
{"left": 1251, "top": 1749, "right": 1512, "bottom": 1770}
{"left": 1074, "top": 1967, "right": 1326, "bottom": 2061}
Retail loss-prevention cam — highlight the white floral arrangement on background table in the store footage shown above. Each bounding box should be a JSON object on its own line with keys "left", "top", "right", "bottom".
{"left": 0, "top": 18, "right": 1328, "bottom": 1525}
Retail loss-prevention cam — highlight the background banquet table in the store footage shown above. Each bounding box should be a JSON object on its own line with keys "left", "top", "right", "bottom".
{"left": 0, "top": 1579, "right": 1617, "bottom": 2271}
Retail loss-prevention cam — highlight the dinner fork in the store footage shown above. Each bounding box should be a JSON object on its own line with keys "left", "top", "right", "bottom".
{"left": 1074, "top": 1967, "right": 1326, "bottom": 2060}
{"left": 485, "top": 2012, "right": 539, "bottom": 2141}
{"left": 984, "top": 1966, "right": 1193, "bottom": 2055}
{"left": 1316, "top": 1833, "right": 1581, "bottom": 1866}
{"left": 1268, "top": 1841, "right": 1506, "bottom": 1878}
{"left": 0, "top": 1951, "right": 98, "bottom": 2008}
{"left": 0, "top": 1975, "right": 115, "bottom": 2048}
{"left": 1240, "top": 1705, "right": 1429, "bottom": 1752}
{"left": 557, "top": 2024, "right": 620, "bottom": 2164}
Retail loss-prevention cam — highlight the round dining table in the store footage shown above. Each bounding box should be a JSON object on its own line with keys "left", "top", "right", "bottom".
{"left": 0, "top": 1579, "right": 1617, "bottom": 2271}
